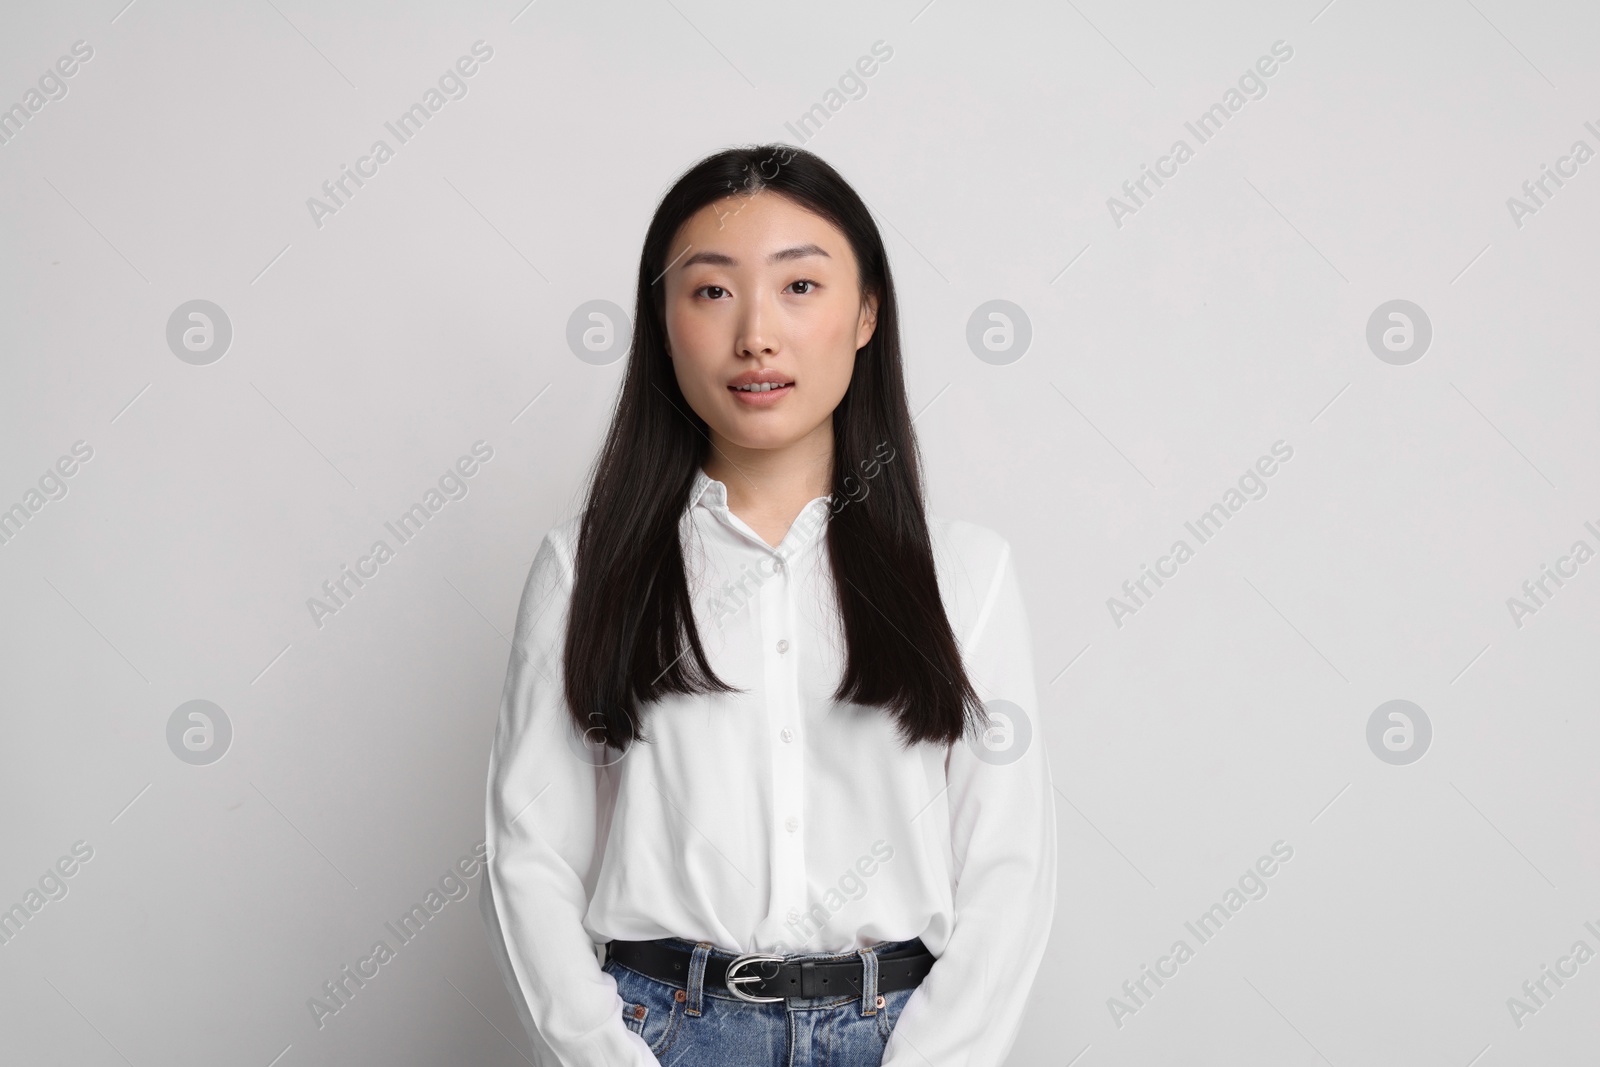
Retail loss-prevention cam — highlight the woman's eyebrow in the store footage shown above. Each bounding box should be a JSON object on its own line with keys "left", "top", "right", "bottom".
{"left": 680, "top": 243, "right": 831, "bottom": 269}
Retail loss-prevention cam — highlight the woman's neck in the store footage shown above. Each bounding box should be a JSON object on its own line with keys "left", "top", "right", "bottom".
{"left": 702, "top": 426, "right": 833, "bottom": 548}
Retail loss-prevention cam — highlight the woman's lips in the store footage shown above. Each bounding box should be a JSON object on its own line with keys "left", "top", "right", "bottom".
{"left": 729, "top": 382, "right": 794, "bottom": 406}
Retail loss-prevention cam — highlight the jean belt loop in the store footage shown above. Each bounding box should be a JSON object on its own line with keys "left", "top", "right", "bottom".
{"left": 857, "top": 945, "right": 880, "bottom": 1017}
{"left": 686, "top": 942, "right": 712, "bottom": 1017}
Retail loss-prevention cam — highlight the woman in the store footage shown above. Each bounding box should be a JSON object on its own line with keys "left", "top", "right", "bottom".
{"left": 481, "top": 144, "right": 1056, "bottom": 1066}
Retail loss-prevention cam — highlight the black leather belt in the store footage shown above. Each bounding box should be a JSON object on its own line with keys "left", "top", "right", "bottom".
{"left": 605, "top": 937, "right": 934, "bottom": 1003}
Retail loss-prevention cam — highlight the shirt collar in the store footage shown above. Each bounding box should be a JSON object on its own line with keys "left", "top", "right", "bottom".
{"left": 689, "top": 467, "right": 727, "bottom": 511}
{"left": 689, "top": 467, "right": 832, "bottom": 554}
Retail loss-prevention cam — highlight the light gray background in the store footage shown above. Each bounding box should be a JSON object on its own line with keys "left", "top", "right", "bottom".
{"left": 2, "top": 1, "right": 1597, "bottom": 1064}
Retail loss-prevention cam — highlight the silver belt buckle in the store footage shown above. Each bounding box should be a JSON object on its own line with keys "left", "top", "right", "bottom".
{"left": 725, "top": 952, "right": 786, "bottom": 1003}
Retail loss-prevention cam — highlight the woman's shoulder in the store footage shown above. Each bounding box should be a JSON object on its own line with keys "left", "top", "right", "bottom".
{"left": 523, "top": 513, "right": 583, "bottom": 589}
{"left": 926, "top": 513, "right": 1012, "bottom": 571}
{"left": 925, "top": 514, "right": 1016, "bottom": 641}
{"left": 545, "top": 513, "right": 583, "bottom": 559}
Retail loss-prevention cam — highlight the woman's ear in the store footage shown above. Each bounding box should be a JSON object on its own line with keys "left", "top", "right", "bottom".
{"left": 856, "top": 291, "right": 879, "bottom": 350}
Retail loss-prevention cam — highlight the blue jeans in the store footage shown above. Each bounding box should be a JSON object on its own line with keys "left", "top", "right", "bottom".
{"left": 601, "top": 937, "right": 924, "bottom": 1066}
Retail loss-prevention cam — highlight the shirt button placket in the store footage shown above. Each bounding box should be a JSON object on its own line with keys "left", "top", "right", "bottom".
{"left": 761, "top": 548, "right": 805, "bottom": 933}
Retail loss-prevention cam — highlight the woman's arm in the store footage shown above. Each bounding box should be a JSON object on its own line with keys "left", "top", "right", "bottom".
{"left": 481, "top": 529, "right": 659, "bottom": 1066}
{"left": 884, "top": 533, "right": 1060, "bottom": 1067}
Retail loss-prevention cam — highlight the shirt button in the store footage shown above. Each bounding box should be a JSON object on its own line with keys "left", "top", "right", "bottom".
{"left": 780, "top": 727, "right": 794, "bottom": 743}
{"left": 776, "top": 639, "right": 789, "bottom": 654}
{"left": 787, "top": 907, "right": 801, "bottom": 924}
{"left": 785, "top": 815, "right": 799, "bottom": 833}
{"left": 772, "top": 556, "right": 785, "bottom": 572}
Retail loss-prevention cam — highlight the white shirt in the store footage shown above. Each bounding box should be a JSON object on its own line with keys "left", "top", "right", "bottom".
{"left": 481, "top": 468, "right": 1057, "bottom": 1066}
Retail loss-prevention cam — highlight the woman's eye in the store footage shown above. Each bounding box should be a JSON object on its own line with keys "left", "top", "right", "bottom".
{"left": 695, "top": 285, "right": 728, "bottom": 300}
{"left": 789, "top": 279, "right": 818, "bottom": 295}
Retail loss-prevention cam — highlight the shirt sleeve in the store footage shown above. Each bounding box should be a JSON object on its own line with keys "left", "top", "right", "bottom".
{"left": 480, "top": 529, "right": 661, "bottom": 1066}
{"left": 882, "top": 535, "right": 1060, "bottom": 1067}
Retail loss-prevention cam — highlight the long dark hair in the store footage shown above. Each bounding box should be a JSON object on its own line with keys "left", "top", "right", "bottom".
{"left": 563, "top": 143, "right": 990, "bottom": 752}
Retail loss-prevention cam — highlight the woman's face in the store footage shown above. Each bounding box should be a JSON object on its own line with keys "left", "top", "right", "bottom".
{"left": 661, "top": 190, "right": 877, "bottom": 458}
